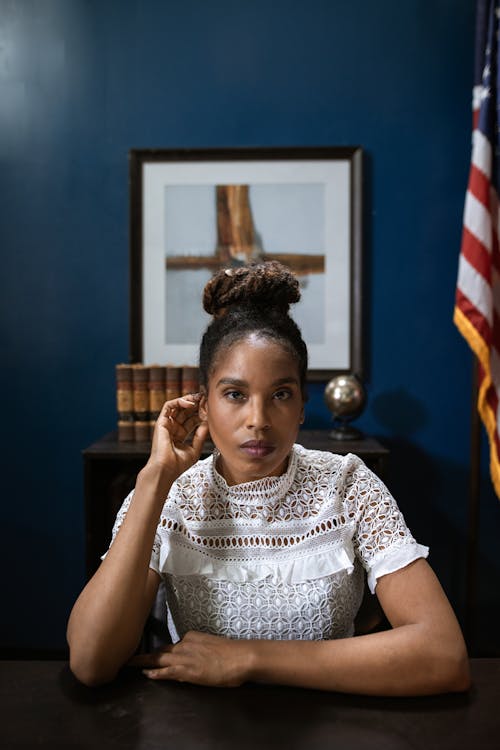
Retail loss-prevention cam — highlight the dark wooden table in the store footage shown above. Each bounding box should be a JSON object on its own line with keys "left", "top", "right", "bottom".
{"left": 1, "top": 659, "right": 498, "bottom": 749}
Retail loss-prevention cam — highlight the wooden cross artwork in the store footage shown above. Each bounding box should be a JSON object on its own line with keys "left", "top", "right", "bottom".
{"left": 165, "top": 185, "right": 325, "bottom": 276}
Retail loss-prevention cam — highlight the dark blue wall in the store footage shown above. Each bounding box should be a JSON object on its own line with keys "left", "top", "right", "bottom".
{"left": 2, "top": 0, "right": 498, "bottom": 654}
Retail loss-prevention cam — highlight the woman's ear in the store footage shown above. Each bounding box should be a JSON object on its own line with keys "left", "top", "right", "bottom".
{"left": 198, "top": 388, "right": 208, "bottom": 422}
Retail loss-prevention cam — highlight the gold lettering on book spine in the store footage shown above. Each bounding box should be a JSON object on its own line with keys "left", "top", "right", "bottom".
{"left": 116, "top": 364, "right": 134, "bottom": 413}
{"left": 149, "top": 365, "right": 166, "bottom": 413}
{"left": 166, "top": 366, "right": 182, "bottom": 401}
{"left": 132, "top": 365, "right": 150, "bottom": 415}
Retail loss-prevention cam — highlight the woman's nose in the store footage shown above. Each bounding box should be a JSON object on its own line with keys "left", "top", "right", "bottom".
{"left": 246, "top": 398, "right": 271, "bottom": 430}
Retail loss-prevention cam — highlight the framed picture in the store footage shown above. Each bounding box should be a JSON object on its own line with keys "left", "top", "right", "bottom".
{"left": 129, "top": 146, "right": 363, "bottom": 381}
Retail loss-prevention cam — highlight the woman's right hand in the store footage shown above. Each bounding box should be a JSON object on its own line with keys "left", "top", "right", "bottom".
{"left": 141, "top": 393, "right": 209, "bottom": 494}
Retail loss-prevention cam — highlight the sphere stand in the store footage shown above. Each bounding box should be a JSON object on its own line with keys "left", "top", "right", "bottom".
{"left": 329, "top": 419, "right": 364, "bottom": 441}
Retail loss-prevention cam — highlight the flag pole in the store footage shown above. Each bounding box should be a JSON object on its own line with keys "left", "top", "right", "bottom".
{"left": 465, "top": 357, "right": 481, "bottom": 654}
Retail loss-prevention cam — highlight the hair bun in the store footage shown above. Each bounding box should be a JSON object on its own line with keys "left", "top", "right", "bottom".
{"left": 203, "top": 260, "right": 301, "bottom": 317}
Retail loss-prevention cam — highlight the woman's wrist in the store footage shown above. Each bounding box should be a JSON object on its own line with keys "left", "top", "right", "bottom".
{"left": 240, "top": 640, "right": 262, "bottom": 684}
{"left": 241, "top": 639, "right": 321, "bottom": 688}
{"left": 136, "top": 462, "right": 177, "bottom": 501}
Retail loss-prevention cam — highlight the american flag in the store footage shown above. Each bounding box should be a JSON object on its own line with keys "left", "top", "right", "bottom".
{"left": 455, "top": 0, "right": 500, "bottom": 498}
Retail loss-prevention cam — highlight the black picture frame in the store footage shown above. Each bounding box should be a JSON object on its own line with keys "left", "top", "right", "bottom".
{"left": 129, "top": 146, "right": 363, "bottom": 381}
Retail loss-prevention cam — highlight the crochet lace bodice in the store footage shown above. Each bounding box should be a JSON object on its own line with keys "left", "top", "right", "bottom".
{"left": 109, "top": 446, "right": 428, "bottom": 642}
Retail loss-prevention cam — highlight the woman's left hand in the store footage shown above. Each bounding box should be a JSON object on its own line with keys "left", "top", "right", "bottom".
{"left": 128, "top": 631, "right": 252, "bottom": 687}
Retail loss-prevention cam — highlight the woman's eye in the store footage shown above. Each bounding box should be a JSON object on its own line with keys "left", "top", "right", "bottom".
{"left": 274, "top": 389, "right": 292, "bottom": 401}
{"left": 225, "top": 390, "right": 244, "bottom": 401}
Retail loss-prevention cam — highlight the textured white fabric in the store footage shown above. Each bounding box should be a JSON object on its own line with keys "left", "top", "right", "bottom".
{"left": 108, "top": 445, "right": 428, "bottom": 643}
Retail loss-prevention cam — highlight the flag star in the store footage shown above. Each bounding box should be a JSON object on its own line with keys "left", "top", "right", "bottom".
{"left": 484, "top": 63, "right": 491, "bottom": 80}
{"left": 481, "top": 86, "right": 491, "bottom": 100}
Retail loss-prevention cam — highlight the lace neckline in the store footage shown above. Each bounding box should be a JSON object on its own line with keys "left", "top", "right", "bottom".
{"left": 210, "top": 445, "right": 299, "bottom": 503}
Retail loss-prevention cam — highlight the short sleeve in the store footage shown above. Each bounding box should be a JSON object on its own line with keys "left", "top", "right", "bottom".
{"left": 341, "top": 455, "right": 429, "bottom": 593}
{"left": 100, "top": 489, "right": 162, "bottom": 574}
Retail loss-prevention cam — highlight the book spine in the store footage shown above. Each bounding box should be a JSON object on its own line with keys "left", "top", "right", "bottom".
{"left": 181, "top": 365, "right": 199, "bottom": 396}
{"left": 149, "top": 365, "right": 166, "bottom": 420}
{"left": 134, "top": 419, "right": 151, "bottom": 442}
{"left": 149, "top": 364, "right": 166, "bottom": 441}
{"left": 116, "top": 364, "right": 134, "bottom": 442}
{"left": 118, "top": 420, "right": 135, "bottom": 442}
{"left": 132, "top": 365, "right": 150, "bottom": 434}
{"left": 165, "top": 365, "right": 182, "bottom": 401}
{"left": 114, "top": 363, "right": 200, "bottom": 441}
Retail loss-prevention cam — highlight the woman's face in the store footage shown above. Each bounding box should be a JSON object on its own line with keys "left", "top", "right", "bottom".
{"left": 199, "top": 333, "right": 305, "bottom": 486}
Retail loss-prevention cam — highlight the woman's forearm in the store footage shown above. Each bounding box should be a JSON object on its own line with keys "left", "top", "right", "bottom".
{"left": 67, "top": 466, "right": 173, "bottom": 685}
{"left": 68, "top": 395, "right": 209, "bottom": 686}
{"left": 245, "top": 625, "right": 470, "bottom": 696}
{"left": 246, "top": 561, "right": 471, "bottom": 696}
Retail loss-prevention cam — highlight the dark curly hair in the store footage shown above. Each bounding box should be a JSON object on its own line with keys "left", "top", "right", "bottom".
{"left": 199, "top": 261, "right": 308, "bottom": 398}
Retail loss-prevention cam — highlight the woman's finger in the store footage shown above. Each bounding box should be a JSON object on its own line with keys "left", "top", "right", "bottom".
{"left": 140, "top": 651, "right": 189, "bottom": 680}
{"left": 162, "top": 396, "right": 201, "bottom": 426}
{"left": 128, "top": 646, "right": 174, "bottom": 667}
{"left": 160, "top": 394, "right": 199, "bottom": 416}
{"left": 180, "top": 413, "right": 202, "bottom": 433}
{"left": 153, "top": 398, "right": 198, "bottom": 440}
{"left": 143, "top": 665, "right": 179, "bottom": 681}
{"left": 191, "top": 422, "right": 210, "bottom": 454}
{"left": 170, "top": 393, "right": 202, "bottom": 411}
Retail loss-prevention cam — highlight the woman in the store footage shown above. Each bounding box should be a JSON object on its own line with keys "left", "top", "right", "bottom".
{"left": 67, "top": 261, "right": 470, "bottom": 694}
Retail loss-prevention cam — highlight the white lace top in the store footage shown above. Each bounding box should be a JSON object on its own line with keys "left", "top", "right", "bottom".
{"left": 108, "top": 445, "right": 428, "bottom": 643}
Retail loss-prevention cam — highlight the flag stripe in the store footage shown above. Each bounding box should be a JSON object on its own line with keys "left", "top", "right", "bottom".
{"left": 456, "top": 287, "right": 491, "bottom": 345}
{"left": 461, "top": 225, "right": 491, "bottom": 282}
{"left": 456, "top": 253, "right": 493, "bottom": 324}
{"left": 471, "top": 128, "right": 492, "bottom": 176}
{"left": 468, "top": 162, "right": 491, "bottom": 205}
{"left": 463, "top": 190, "right": 492, "bottom": 251}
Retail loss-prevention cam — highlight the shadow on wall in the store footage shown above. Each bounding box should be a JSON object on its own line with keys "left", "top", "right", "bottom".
{"left": 371, "top": 388, "right": 428, "bottom": 435}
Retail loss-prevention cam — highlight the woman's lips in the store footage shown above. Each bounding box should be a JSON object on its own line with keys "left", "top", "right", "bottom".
{"left": 239, "top": 440, "right": 276, "bottom": 458}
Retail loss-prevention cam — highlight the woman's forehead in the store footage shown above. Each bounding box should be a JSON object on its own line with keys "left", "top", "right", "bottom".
{"left": 211, "top": 334, "right": 298, "bottom": 373}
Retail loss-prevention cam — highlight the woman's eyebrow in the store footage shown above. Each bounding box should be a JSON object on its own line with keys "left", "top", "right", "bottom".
{"left": 216, "top": 378, "right": 248, "bottom": 388}
{"left": 215, "top": 376, "right": 299, "bottom": 388}
{"left": 272, "top": 376, "right": 300, "bottom": 386}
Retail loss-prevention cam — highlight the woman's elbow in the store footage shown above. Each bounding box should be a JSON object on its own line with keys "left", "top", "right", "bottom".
{"left": 68, "top": 651, "right": 118, "bottom": 688}
{"left": 67, "top": 631, "right": 118, "bottom": 687}
{"left": 446, "top": 650, "right": 471, "bottom": 693}
{"left": 432, "top": 642, "right": 471, "bottom": 694}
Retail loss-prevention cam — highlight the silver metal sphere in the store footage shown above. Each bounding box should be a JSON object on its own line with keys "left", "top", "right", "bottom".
{"left": 324, "top": 374, "right": 366, "bottom": 420}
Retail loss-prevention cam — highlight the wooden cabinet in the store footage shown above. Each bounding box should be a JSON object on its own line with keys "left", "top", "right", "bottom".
{"left": 82, "top": 430, "right": 389, "bottom": 579}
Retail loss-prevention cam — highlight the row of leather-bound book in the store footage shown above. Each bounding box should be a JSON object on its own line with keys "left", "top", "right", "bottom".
{"left": 116, "top": 363, "right": 199, "bottom": 442}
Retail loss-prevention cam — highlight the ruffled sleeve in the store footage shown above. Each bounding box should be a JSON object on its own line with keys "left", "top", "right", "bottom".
{"left": 340, "top": 454, "right": 429, "bottom": 593}
{"left": 100, "top": 489, "right": 162, "bottom": 574}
